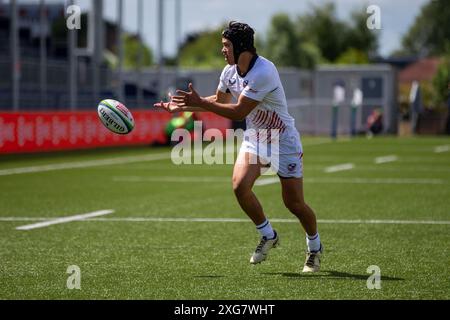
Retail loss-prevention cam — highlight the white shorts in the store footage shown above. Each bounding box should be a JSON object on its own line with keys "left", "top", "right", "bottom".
{"left": 239, "top": 129, "right": 304, "bottom": 179}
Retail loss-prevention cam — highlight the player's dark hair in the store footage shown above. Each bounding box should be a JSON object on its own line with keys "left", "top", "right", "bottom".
{"left": 222, "top": 21, "right": 257, "bottom": 64}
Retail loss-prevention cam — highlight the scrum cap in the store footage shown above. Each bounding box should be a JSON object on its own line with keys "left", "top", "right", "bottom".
{"left": 222, "top": 21, "right": 256, "bottom": 64}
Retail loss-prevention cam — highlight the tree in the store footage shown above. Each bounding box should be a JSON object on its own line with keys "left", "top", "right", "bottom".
{"left": 400, "top": 0, "right": 450, "bottom": 57}
{"left": 296, "top": 3, "right": 349, "bottom": 62}
{"left": 123, "top": 34, "right": 153, "bottom": 69}
{"left": 178, "top": 26, "right": 226, "bottom": 69}
{"left": 336, "top": 48, "right": 369, "bottom": 65}
{"left": 294, "top": 3, "right": 378, "bottom": 64}
{"left": 264, "top": 13, "right": 322, "bottom": 69}
{"left": 176, "top": 3, "right": 379, "bottom": 69}
{"left": 432, "top": 56, "right": 450, "bottom": 109}
{"left": 265, "top": 14, "right": 300, "bottom": 67}
{"left": 344, "top": 10, "right": 379, "bottom": 58}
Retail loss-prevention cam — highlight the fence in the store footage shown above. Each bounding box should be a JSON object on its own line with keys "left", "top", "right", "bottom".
{"left": 0, "top": 58, "right": 397, "bottom": 136}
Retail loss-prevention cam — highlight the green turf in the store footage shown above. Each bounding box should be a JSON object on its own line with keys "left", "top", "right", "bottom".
{"left": 0, "top": 136, "right": 449, "bottom": 299}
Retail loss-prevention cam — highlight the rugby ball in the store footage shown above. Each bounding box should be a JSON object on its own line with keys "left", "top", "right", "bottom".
{"left": 97, "top": 99, "right": 135, "bottom": 134}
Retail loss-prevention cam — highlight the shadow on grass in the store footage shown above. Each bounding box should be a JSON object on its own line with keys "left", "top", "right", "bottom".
{"left": 193, "top": 275, "right": 226, "bottom": 279}
{"left": 262, "top": 270, "right": 404, "bottom": 281}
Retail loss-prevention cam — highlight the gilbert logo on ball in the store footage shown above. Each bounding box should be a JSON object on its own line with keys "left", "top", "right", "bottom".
{"left": 97, "top": 99, "right": 135, "bottom": 134}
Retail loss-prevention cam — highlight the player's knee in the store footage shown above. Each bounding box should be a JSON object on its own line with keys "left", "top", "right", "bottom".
{"left": 284, "top": 199, "right": 306, "bottom": 215}
{"left": 232, "top": 177, "right": 252, "bottom": 198}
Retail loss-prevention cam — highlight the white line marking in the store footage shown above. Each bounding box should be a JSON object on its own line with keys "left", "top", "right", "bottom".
{"left": 2, "top": 216, "right": 449, "bottom": 226}
{"left": 0, "top": 218, "right": 51, "bottom": 222}
{"left": 375, "top": 155, "right": 398, "bottom": 164}
{"left": 316, "top": 219, "right": 450, "bottom": 225}
{"left": 255, "top": 177, "right": 445, "bottom": 186}
{"left": 0, "top": 139, "right": 349, "bottom": 177}
{"left": 300, "top": 138, "right": 353, "bottom": 148}
{"left": 94, "top": 217, "right": 450, "bottom": 225}
{"left": 114, "top": 176, "right": 278, "bottom": 186}
{"left": 114, "top": 176, "right": 447, "bottom": 186}
{"left": 254, "top": 177, "right": 279, "bottom": 186}
{"left": 15, "top": 210, "right": 114, "bottom": 231}
{"left": 306, "top": 177, "right": 446, "bottom": 185}
{"left": 301, "top": 138, "right": 350, "bottom": 147}
{"left": 113, "top": 176, "right": 230, "bottom": 183}
{"left": 0, "top": 153, "right": 171, "bottom": 177}
{"left": 434, "top": 145, "right": 450, "bottom": 153}
{"left": 305, "top": 166, "right": 450, "bottom": 173}
{"left": 324, "top": 163, "right": 355, "bottom": 173}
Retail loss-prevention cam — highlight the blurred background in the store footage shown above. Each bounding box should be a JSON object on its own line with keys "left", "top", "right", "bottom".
{"left": 0, "top": 0, "right": 449, "bottom": 153}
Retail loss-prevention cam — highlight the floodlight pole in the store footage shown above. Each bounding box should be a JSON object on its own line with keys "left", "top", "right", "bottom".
{"left": 175, "top": 0, "right": 181, "bottom": 77}
{"left": 137, "top": 0, "right": 143, "bottom": 108}
{"left": 68, "top": 0, "right": 77, "bottom": 111}
{"left": 117, "top": 0, "right": 124, "bottom": 102}
{"left": 93, "top": 0, "right": 103, "bottom": 105}
{"left": 157, "top": 0, "right": 164, "bottom": 100}
{"left": 39, "top": 0, "right": 47, "bottom": 108}
{"left": 10, "top": 0, "right": 19, "bottom": 111}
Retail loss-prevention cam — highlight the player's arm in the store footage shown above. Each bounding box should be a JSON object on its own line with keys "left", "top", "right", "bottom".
{"left": 154, "top": 90, "right": 232, "bottom": 113}
{"left": 173, "top": 84, "right": 258, "bottom": 121}
{"left": 211, "top": 90, "right": 234, "bottom": 104}
{"left": 177, "top": 90, "right": 232, "bottom": 112}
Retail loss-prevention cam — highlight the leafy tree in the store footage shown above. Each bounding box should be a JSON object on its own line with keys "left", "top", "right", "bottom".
{"left": 264, "top": 13, "right": 322, "bottom": 69}
{"left": 296, "top": 3, "right": 349, "bottom": 62}
{"left": 432, "top": 56, "right": 450, "bottom": 108}
{"left": 265, "top": 14, "right": 301, "bottom": 66}
{"left": 177, "top": 2, "right": 378, "bottom": 69}
{"left": 178, "top": 26, "right": 226, "bottom": 69}
{"left": 400, "top": 0, "right": 450, "bottom": 57}
{"left": 294, "top": 3, "right": 378, "bottom": 64}
{"left": 123, "top": 34, "right": 153, "bottom": 69}
{"left": 336, "top": 48, "right": 369, "bottom": 65}
{"left": 344, "top": 10, "right": 379, "bottom": 58}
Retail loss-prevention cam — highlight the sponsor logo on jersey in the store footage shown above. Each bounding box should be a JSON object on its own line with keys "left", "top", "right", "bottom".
{"left": 243, "top": 80, "right": 249, "bottom": 88}
{"left": 228, "top": 78, "right": 237, "bottom": 85}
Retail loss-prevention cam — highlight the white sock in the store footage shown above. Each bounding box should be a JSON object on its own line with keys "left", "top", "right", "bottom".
{"left": 256, "top": 220, "right": 275, "bottom": 239}
{"left": 306, "top": 233, "right": 321, "bottom": 253}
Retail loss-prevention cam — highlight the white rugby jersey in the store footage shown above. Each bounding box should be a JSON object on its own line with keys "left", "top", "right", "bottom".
{"left": 217, "top": 55, "right": 297, "bottom": 137}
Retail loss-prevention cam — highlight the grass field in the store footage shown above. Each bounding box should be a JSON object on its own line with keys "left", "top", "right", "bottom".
{"left": 0, "top": 136, "right": 449, "bottom": 300}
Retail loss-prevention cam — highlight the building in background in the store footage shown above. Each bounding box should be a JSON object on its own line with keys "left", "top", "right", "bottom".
{"left": 0, "top": 2, "right": 157, "bottom": 110}
{"left": 398, "top": 57, "right": 444, "bottom": 135}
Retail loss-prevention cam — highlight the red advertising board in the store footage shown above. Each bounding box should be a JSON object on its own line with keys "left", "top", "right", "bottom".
{"left": 0, "top": 111, "right": 231, "bottom": 154}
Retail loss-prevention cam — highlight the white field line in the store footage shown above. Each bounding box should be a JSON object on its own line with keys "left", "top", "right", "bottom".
{"left": 113, "top": 176, "right": 447, "bottom": 186}
{"left": 15, "top": 210, "right": 114, "bottom": 231}
{"left": 301, "top": 138, "right": 350, "bottom": 147}
{"left": 2, "top": 216, "right": 449, "bottom": 226}
{"left": 324, "top": 163, "right": 355, "bottom": 173}
{"left": 0, "top": 138, "right": 349, "bottom": 177}
{"left": 113, "top": 176, "right": 230, "bottom": 183}
{"left": 306, "top": 177, "right": 446, "bottom": 185}
{"left": 434, "top": 145, "right": 450, "bottom": 153}
{"left": 0, "top": 153, "right": 172, "bottom": 177}
{"left": 304, "top": 166, "right": 450, "bottom": 173}
{"left": 113, "top": 176, "right": 278, "bottom": 185}
{"left": 255, "top": 177, "right": 280, "bottom": 186}
{"left": 375, "top": 155, "right": 398, "bottom": 164}
{"left": 113, "top": 176, "right": 277, "bottom": 185}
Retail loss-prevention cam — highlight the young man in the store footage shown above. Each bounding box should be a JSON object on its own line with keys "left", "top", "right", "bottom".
{"left": 155, "top": 21, "right": 323, "bottom": 272}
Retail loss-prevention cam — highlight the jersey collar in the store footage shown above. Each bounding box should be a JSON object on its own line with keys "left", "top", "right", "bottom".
{"left": 237, "top": 55, "right": 259, "bottom": 78}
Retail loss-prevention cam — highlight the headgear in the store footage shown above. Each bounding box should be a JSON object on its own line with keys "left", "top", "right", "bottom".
{"left": 222, "top": 22, "right": 256, "bottom": 64}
